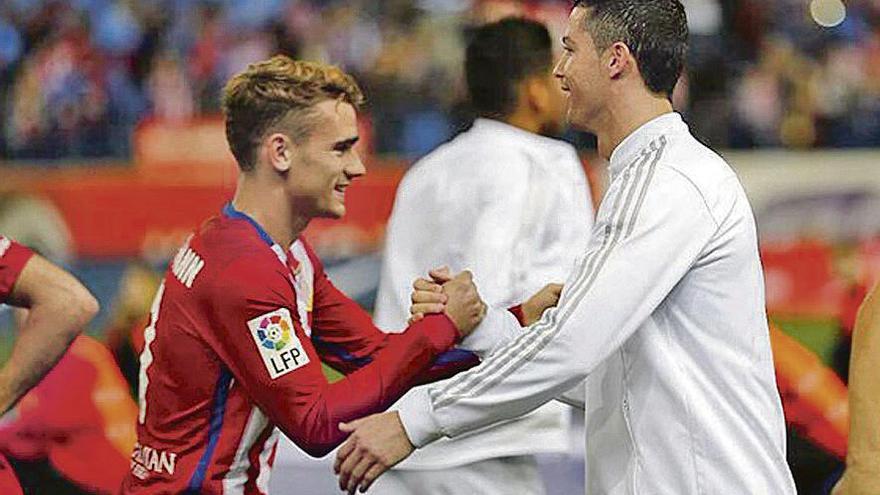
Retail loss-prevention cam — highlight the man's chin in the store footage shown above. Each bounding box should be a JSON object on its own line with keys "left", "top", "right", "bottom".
{"left": 319, "top": 205, "right": 346, "bottom": 219}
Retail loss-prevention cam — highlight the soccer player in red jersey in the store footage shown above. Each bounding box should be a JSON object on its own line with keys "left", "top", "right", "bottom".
{"left": 120, "top": 56, "right": 502, "bottom": 494}
{"left": 0, "top": 235, "right": 99, "bottom": 494}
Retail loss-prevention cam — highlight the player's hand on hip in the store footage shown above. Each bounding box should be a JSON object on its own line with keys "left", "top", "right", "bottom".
{"left": 521, "top": 283, "right": 564, "bottom": 326}
{"left": 335, "top": 411, "right": 414, "bottom": 494}
{"left": 442, "top": 270, "right": 487, "bottom": 337}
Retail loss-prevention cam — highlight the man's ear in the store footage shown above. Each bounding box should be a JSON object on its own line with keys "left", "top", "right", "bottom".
{"left": 606, "top": 41, "right": 632, "bottom": 80}
{"left": 266, "top": 132, "right": 293, "bottom": 173}
{"left": 524, "top": 76, "right": 551, "bottom": 114}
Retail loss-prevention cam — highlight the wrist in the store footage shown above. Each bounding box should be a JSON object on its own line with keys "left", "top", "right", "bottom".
{"left": 508, "top": 304, "right": 528, "bottom": 327}
{"left": 397, "top": 388, "right": 443, "bottom": 448}
{"left": 411, "top": 313, "right": 459, "bottom": 350}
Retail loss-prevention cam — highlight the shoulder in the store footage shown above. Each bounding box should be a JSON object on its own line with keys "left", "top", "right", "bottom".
{"left": 174, "top": 216, "right": 289, "bottom": 296}
{"left": 654, "top": 134, "right": 744, "bottom": 222}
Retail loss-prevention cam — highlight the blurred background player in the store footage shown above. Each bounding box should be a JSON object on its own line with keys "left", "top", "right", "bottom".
{"left": 0, "top": 333, "right": 138, "bottom": 495}
{"left": 372, "top": 17, "right": 593, "bottom": 495}
{"left": 120, "top": 55, "right": 537, "bottom": 494}
{"left": 335, "top": 1, "right": 797, "bottom": 492}
{"left": 0, "top": 234, "right": 99, "bottom": 494}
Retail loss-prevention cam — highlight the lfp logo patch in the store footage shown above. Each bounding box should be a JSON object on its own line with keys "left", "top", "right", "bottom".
{"left": 247, "top": 308, "right": 309, "bottom": 379}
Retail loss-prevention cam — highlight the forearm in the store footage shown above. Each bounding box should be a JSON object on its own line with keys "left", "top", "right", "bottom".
{"left": 277, "top": 315, "right": 458, "bottom": 456}
{"left": 0, "top": 255, "right": 98, "bottom": 414}
{"left": 399, "top": 307, "right": 587, "bottom": 446}
{"left": 0, "top": 303, "right": 92, "bottom": 413}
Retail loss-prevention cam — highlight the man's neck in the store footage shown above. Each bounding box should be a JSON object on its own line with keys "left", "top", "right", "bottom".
{"left": 503, "top": 111, "right": 542, "bottom": 136}
{"left": 231, "top": 174, "right": 309, "bottom": 248}
{"left": 594, "top": 93, "right": 673, "bottom": 161}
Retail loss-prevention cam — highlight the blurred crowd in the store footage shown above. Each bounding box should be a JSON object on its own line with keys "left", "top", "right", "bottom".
{"left": 0, "top": 0, "right": 878, "bottom": 162}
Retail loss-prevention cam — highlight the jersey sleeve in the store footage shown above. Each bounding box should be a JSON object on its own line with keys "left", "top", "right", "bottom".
{"left": 0, "top": 237, "right": 35, "bottom": 302}
{"left": 201, "top": 254, "right": 461, "bottom": 457}
{"left": 303, "top": 240, "right": 480, "bottom": 382}
{"left": 397, "top": 165, "right": 720, "bottom": 447}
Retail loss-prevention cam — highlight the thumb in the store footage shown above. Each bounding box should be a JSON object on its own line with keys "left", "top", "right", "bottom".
{"left": 429, "top": 266, "right": 452, "bottom": 283}
{"left": 339, "top": 416, "right": 369, "bottom": 432}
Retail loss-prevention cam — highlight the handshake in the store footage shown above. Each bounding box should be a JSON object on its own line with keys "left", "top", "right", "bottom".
{"left": 333, "top": 269, "right": 564, "bottom": 494}
{"left": 407, "top": 266, "right": 564, "bottom": 339}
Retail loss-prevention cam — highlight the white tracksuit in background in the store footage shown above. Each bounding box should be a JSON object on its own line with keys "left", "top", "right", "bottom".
{"left": 373, "top": 118, "right": 594, "bottom": 493}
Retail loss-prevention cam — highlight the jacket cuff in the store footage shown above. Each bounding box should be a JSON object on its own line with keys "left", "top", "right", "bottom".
{"left": 397, "top": 388, "right": 444, "bottom": 448}
{"left": 458, "top": 307, "right": 521, "bottom": 358}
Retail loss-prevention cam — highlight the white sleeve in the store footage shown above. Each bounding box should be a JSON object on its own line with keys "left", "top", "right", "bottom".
{"left": 398, "top": 164, "right": 720, "bottom": 447}
{"left": 556, "top": 383, "right": 586, "bottom": 410}
{"left": 457, "top": 305, "right": 522, "bottom": 358}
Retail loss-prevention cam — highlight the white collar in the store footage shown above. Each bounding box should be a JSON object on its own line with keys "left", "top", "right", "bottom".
{"left": 469, "top": 118, "right": 571, "bottom": 152}
{"left": 608, "top": 112, "right": 685, "bottom": 178}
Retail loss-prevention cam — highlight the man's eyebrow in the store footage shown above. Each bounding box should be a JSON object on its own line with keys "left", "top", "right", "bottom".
{"left": 333, "top": 136, "right": 360, "bottom": 150}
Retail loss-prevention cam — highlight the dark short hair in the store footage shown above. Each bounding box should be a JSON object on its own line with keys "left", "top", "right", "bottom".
{"left": 574, "top": 0, "right": 688, "bottom": 97}
{"left": 465, "top": 17, "right": 553, "bottom": 119}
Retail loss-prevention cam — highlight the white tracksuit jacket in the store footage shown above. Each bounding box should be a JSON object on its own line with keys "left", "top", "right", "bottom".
{"left": 375, "top": 118, "right": 593, "bottom": 468}
{"left": 398, "top": 113, "right": 797, "bottom": 494}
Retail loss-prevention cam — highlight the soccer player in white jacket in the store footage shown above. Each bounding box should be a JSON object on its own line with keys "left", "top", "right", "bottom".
{"left": 335, "top": 1, "right": 797, "bottom": 494}
{"left": 371, "top": 18, "right": 594, "bottom": 495}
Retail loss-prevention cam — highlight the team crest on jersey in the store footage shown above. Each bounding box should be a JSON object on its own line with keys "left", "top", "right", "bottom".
{"left": 248, "top": 308, "right": 309, "bottom": 379}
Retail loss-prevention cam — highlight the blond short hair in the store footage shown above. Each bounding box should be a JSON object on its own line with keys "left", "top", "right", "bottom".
{"left": 221, "top": 55, "right": 365, "bottom": 171}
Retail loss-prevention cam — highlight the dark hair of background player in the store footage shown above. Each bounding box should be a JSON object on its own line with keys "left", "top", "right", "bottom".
{"left": 465, "top": 17, "right": 553, "bottom": 120}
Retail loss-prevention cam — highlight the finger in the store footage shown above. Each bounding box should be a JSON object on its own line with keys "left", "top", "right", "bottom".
{"left": 407, "top": 313, "right": 424, "bottom": 325}
{"left": 410, "top": 303, "right": 445, "bottom": 316}
{"left": 547, "top": 283, "right": 563, "bottom": 295}
{"left": 347, "top": 457, "right": 375, "bottom": 495}
{"left": 335, "top": 437, "right": 357, "bottom": 473}
{"left": 428, "top": 266, "right": 452, "bottom": 283}
{"left": 411, "top": 290, "right": 446, "bottom": 305}
{"left": 413, "top": 277, "right": 442, "bottom": 292}
{"left": 359, "top": 464, "right": 388, "bottom": 493}
{"left": 337, "top": 447, "right": 364, "bottom": 491}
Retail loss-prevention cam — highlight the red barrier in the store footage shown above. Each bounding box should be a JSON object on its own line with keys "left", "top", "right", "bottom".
{"left": 0, "top": 162, "right": 404, "bottom": 258}
{"left": 771, "top": 323, "right": 849, "bottom": 459}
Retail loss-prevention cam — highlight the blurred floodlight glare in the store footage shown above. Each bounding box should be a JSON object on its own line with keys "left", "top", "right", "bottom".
{"left": 810, "top": 0, "right": 846, "bottom": 28}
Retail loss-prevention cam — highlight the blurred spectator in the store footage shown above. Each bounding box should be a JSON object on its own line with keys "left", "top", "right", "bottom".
{"left": 1, "top": 0, "right": 880, "bottom": 162}
{"left": 104, "top": 262, "right": 162, "bottom": 395}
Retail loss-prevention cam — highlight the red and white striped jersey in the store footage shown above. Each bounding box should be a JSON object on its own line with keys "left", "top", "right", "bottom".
{"left": 121, "top": 204, "right": 473, "bottom": 494}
